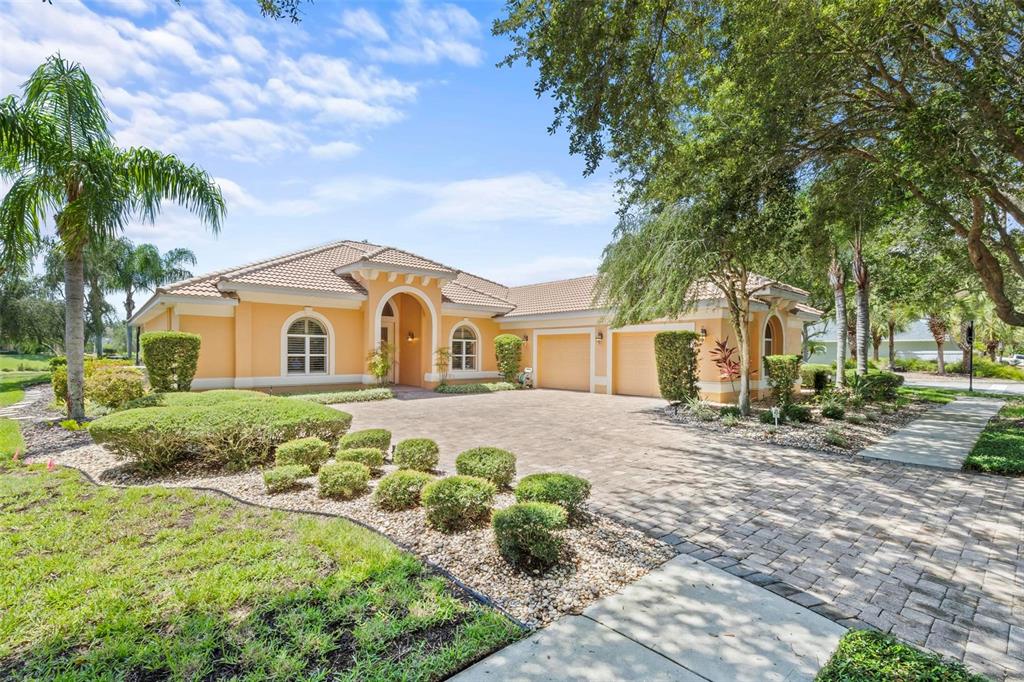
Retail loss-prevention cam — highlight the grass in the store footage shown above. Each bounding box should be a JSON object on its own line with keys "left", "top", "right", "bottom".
{"left": 964, "top": 399, "right": 1024, "bottom": 476}
{"left": 897, "top": 386, "right": 1011, "bottom": 404}
{"left": 290, "top": 387, "right": 394, "bottom": 404}
{"left": 0, "top": 371, "right": 49, "bottom": 408}
{"left": 816, "top": 629, "right": 987, "bottom": 681}
{"left": 435, "top": 382, "right": 517, "bottom": 394}
{"left": 0, "top": 419, "right": 24, "bottom": 458}
{"left": 0, "top": 464, "right": 519, "bottom": 680}
{"left": 0, "top": 353, "right": 51, "bottom": 372}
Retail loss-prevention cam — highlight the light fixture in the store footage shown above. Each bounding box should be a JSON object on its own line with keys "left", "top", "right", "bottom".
{"left": 700, "top": 327, "right": 708, "bottom": 339}
{"left": 407, "top": 331, "right": 415, "bottom": 341}
{"left": 595, "top": 332, "right": 604, "bottom": 342}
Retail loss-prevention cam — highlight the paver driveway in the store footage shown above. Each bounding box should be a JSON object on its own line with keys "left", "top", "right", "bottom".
{"left": 341, "top": 389, "right": 1024, "bottom": 680}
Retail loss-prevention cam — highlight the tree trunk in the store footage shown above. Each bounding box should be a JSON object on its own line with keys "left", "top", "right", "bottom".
{"left": 928, "top": 314, "right": 947, "bottom": 375}
{"left": 734, "top": 306, "right": 751, "bottom": 416}
{"left": 852, "top": 234, "right": 870, "bottom": 375}
{"left": 124, "top": 288, "right": 134, "bottom": 359}
{"left": 64, "top": 245, "right": 86, "bottom": 421}
{"left": 829, "top": 256, "right": 847, "bottom": 386}
{"left": 887, "top": 320, "right": 896, "bottom": 371}
{"left": 872, "top": 334, "right": 881, "bottom": 362}
{"left": 88, "top": 281, "right": 104, "bottom": 357}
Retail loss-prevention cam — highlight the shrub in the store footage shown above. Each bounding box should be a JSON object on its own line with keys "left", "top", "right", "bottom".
{"left": 514, "top": 473, "right": 591, "bottom": 521}
{"left": 719, "top": 405, "right": 742, "bottom": 418}
{"left": 335, "top": 447, "right": 385, "bottom": 474}
{"left": 784, "top": 403, "right": 812, "bottom": 423}
{"left": 456, "top": 447, "right": 517, "bottom": 488}
{"left": 685, "top": 396, "right": 717, "bottom": 421}
{"left": 764, "top": 354, "right": 802, "bottom": 408}
{"left": 88, "top": 397, "right": 352, "bottom": 473}
{"left": 263, "top": 464, "right": 311, "bottom": 494}
{"left": 275, "top": 437, "right": 331, "bottom": 472}
{"left": 373, "top": 469, "right": 434, "bottom": 511}
{"left": 844, "top": 370, "right": 905, "bottom": 401}
{"left": 394, "top": 438, "right": 439, "bottom": 471}
{"left": 800, "top": 364, "right": 832, "bottom": 394}
{"left": 51, "top": 365, "right": 67, "bottom": 404}
{"left": 494, "top": 334, "right": 525, "bottom": 383}
{"left": 52, "top": 357, "right": 134, "bottom": 404}
{"left": 59, "top": 419, "right": 85, "bottom": 431}
{"left": 126, "top": 389, "right": 269, "bottom": 409}
{"left": 820, "top": 402, "right": 846, "bottom": 420}
{"left": 653, "top": 331, "right": 701, "bottom": 401}
{"left": 140, "top": 331, "right": 201, "bottom": 392}
{"left": 291, "top": 387, "right": 393, "bottom": 404}
{"left": 85, "top": 366, "right": 145, "bottom": 409}
{"left": 435, "top": 382, "right": 516, "bottom": 394}
{"left": 337, "top": 428, "right": 391, "bottom": 452}
{"left": 824, "top": 428, "right": 850, "bottom": 448}
{"left": 846, "top": 413, "right": 867, "bottom": 425}
{"left": 492, "top": 502, "right": 567, "bottom": 570}
{"left": 721, "top": 414, "right": 740, "bottom": 427}
{"left": 318, "top": 461, "right": 370, "bottom": 499}
{"left": 421, "top": 475, "right": 496, "bottom": 531}
{"left": 759, "top": 409, "right": 786, "bottom": 425}
{"left": 890, "top": 357, "right": 937, "bottom": 372}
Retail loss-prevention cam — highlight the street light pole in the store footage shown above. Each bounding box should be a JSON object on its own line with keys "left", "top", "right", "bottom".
{"left": 967, "top": 320, "right": 974, "bottom": 393}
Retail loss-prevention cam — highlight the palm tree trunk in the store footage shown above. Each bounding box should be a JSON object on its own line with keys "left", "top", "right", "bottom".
{"left": 928, "top": 314, "right": 947, "bottom": 375}
{"left": 829, "top": 256, "right": 847, "bottom": 387}
{"left": 65, "top": 245, "right": 86, "bottom": 421}
{"left": 887, "top": 320, "right": 896, "bottom": 371}
{"left": 88, "top": 282, "right": 104, "bottom": 357}
{"left": 852, "top": 234, "right": 870, "bottom": 376}
{"left": 124, "top": 288, "right": 134, "bottom": 358}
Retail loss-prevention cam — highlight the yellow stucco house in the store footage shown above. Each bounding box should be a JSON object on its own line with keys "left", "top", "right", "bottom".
{"left": 130, "top": 240, "right": 821, "bottom": 402}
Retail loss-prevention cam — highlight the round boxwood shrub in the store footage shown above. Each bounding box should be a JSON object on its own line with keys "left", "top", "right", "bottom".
{"left": 85, "top": 366, "right": 145, "bottom": 409}
{"left": 455, "top": 447, "right": 516, "bottom": 488}
{"left": 373, "top": 469, "right": 434, "bottom": 511}
{"left": 126, "top": 389, "right": 269, "bottom": 410}
{"left": 318, "top": 461, "right": 370, "bottom": 500}
{"left": 421, "top": 475, "right": 496, "bottom": 532}
{"left": 493, "top": 501, "right": 567, "bottom": 570}
{"left": 394, "top": 438, "right": 439, "bottom": 472}
{"left": 784, "top": 404, "right": 812, "bottom": 423}
{"left": 140, "top": 331, "right": 201, "bottom": 392}
{"left": 275, "top": 437, "right": 331, "bottom": 472}
{"left": 88, "top": 397, "right": 352, "bottom": 474}
{"left": 337, "top": 428, "right": 392, "bottom": 452}
{"left": 335, "top": 447, "right": 385, "bottom": 475}
{"left": 263, "top": 464, "right": 312, "bottom": 494}
{"left": 514, "top": 473, "right": 591, "bottom": 522}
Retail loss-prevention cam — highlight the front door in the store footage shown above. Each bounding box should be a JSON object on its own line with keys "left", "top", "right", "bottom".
{"left": 380, "top": 319, "right": 397, "bottom": 384}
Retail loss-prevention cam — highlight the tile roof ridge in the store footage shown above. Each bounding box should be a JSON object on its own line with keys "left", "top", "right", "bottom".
{"left": 446, "top": 280, "right": 514, "bottom": 307}
{"left": 509, "top": 272, "right": 599, "bottom": 290}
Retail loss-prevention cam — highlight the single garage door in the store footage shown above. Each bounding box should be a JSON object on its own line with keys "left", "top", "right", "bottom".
{"left": 537, "top": 334, "right": 590, "bottom": 391}
{"left": 613, "top": 332, "right": 660, "bottom": 397}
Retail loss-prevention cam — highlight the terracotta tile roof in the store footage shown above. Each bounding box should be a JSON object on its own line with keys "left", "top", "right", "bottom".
{"left": 228, "top": 242, "right": 369, "bottom": 295}
{"left": 502, "top": 275, "right": 606, "bottom": 318}
{"left": 441, "top": 281, "right": 515, "bottom": 310}
{"left": 350, "top": 246, "right": 456, "bottom": 274}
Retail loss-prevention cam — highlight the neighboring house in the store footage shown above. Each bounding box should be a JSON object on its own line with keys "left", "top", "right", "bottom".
{"left": 809, "top": 319, "right": 959, "bottom": 364}
{"left": 130, "top": 240, "right": 821, "bottom": 403}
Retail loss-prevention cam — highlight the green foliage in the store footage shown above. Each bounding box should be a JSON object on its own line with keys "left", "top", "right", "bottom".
{"left": 274, "top": 437, "right": 330, "bottom": 473}
{"left": 373, "top": 470, "right": 435, "bottom": 511}
{"left": 59, "top": 419, "right": 85, "bottom": 431}
{"left": 126, "top": 389, "right": 268, "bottom": 409}
{"left": 764, "top": 355, "right": 801, "bottom": 408}
{"left": 965, "top": 400, "right": 1024, "bottom": 476}
{"left": 0, "top": 417, "right": 24, "bottom": 459}
{"left": 721, "top": 414, "right": 740, "bottom": 427}
{"left": 719, "top": 405, "right": 742, "bottom": 418}
{"left": 824, "top": 427, "right": 850, "bottom": 449}
{"left": 393, "top": 438, "right": 439, "bottom": 472}
{"left": 492, "top": 502, "right": 567, "bottom": 570}
{"left": 434, "top": 382, "right": 517, "bottom": 394}
{"left": 335, "top": 447, "right": 385, "bottom": 475}
{"left": 140, "top": 332, "right": 201, "bottom": 392}
{"left": 820, "top": 400, "right": 846, "bottom": 420}
{"left": 366, "top": 344, "right": 394, "bottom": 385}
{"left": 421, "top": 475, "right": 496, "bottom": 532}
{"left": 653, "top": 331, "right": 701, "bottom": 401}
{"left": 52, "top": 357, "right": 132, "bottom": 404}
{"left": 845, "top": 370, "right": 905, "bottom": 402}
{"left": 890, "top": 357, "right": 938, "bottom": 373}
{"left": 262, "top": 464, "right": 311, "bottom": 494}
{"left": 84, "top": 365, "right": 145, "bottom": 409}
{"left": 948, "top": 356, "right": 1024, "bottom": 381}
{"left": 846, "top": 413, "right": 867, "bottom": 425}
{"left": 290, "top": 387, "right": 393, "bottom": 404}
{"left": 759, "top": 410, "right": 785, "bottom": 425}
{"left": 514, "top": 473, "right": 591, "bottom": 522}
{"left": 685, "top": 395, "right": 717, "bottom": 421}
{"left": 494, "top": 334, "right": 525, "bottom": 383}
{"left": 318, "top": 461, "right": 370, "bottom": 500}
{"left": 338, "top": 428, "right": 391, "bottom": 452}
{"left": 817, "top": 629, "right": 985, "bottom": 682}
{"left": 88, "top": 397, "right": 352, "bottom": 473}
{"left": 455, "top": 447, "right": 517, "bottom": 488}
{"left": 434, "top": 346, "right": 452, "bottom": 385}
{"left": 800, "top": 364, "right": 832, "bottom": 394}
{"left": 784, "top": 404, "right": 812, "bottom": 423}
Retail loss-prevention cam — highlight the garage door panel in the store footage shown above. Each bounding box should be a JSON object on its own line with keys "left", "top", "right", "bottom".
{"left": 537, "top": 334, "right": 590, "bottom": 392}
{"left": 613, "top": 332, "right": 659, "bottom": 397}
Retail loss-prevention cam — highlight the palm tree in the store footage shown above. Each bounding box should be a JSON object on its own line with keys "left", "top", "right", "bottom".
{"left": 107, "top": 239, "right": 196, "bottom": 357}
{"left": 0, "top": 55, "right": 224, "bottom": 419}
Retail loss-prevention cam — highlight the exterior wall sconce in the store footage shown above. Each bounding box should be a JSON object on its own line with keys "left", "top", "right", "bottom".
{"left": 595, "top": 332, "right": 604, "bottom": 342}
{"left": 407, "top": 331, "right": 416, "bottom": 341}
{"left": 521, "top": 334, "right": 529, "bottom": 342}
{"left": 700, "top": 327, "right": 707, "bottom": 340}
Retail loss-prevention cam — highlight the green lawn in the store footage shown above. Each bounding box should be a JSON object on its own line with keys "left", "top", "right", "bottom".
{"left": 0, "top": 371, "right": 49, "bottom": 407}
{"left": 0, "top": 419, "right": 24, "bottom": 459}
{"left": 0, "top": 353, "right": 51, "bottom": 372}
{"left": 816, "top": 630, "right": 987, "bottom": 681}
{"left": 965, "top": 400, "right": 1024, "bottom": 476}
{"left": 0, "top": 465, "right": 519, "bottom": 680}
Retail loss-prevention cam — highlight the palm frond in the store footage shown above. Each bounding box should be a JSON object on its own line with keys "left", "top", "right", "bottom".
{"left": 23, "top": 54, "right": 110, "bottom": 152}
{"left": 118, "top": 147, "right": 225, "bottom": 232}
{"left": 0, "top": 172, "right": 60, "bottom": 273}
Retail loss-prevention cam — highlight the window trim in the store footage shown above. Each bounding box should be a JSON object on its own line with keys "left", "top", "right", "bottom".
{"left": 448, "top": 319, "right": 481, "bottom": 373}
{"left": 280, "top": 309, "right": 335, "bottom": 377}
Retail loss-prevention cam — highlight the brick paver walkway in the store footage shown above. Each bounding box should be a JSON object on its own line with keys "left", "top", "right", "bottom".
{"left": 342, "top": 389, "right": 1024, "bottom": 680}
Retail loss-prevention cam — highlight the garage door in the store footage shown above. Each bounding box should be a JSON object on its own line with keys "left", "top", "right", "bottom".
{"left": 537, "top": 334, "right": 590, "bottom": 391}
{"left": 613, "top": 332, "right": 660, "bottom": 397}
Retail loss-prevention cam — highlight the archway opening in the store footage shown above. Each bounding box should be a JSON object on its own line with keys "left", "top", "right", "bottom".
{"left": 376, "top": 289, "right": 435, "bottom": 387}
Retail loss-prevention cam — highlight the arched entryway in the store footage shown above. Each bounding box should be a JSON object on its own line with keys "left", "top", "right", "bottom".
{"left": 374, "top": 287, "right": 438, "bottom": 387}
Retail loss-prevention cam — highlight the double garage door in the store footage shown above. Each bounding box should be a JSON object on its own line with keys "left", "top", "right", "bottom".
{"left": 534, "top": 330, "right": 664, "bottom": 397}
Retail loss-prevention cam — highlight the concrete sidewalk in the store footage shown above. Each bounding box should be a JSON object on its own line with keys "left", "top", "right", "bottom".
{"left": 454, "top": 555, "right": 845, "bottom": 682}
{"left": 858, "top": 397, "right": 1003, "bottom": 469}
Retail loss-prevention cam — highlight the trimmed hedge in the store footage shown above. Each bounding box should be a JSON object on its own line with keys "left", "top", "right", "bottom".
{"left": 654, "top": 331, "right": 700, "bottom": 402}
{"left": 318, "top": 461, "right": 370, "bottom": 500}
{"left": 88, "top": 397, "right": 352, "bottom": 473}
{"left": 494, "top": 334, "right": 525, "bottom": 383}
{"left": 800, "top": 363, "right": 832, "bottom": 394}
{"left": 338, "top": 428, "right": 392, "bottom": 452}
{"left": 263, "top": 464, "right": 311, "bottom": 494}
{"left": 125, "top": 389, "right": 270, "bottom": 409}
{"left": 435, "top": 382, "right": 517, "bottom": 395}
{"left": 421, "top": 475, "right": 496, "bottom": 531}
{"left": 493, "top": 501, "right": 567, "bottom": 569}
{"left": 140, "top": 331, "right": 201, "bottom": 392}
{"left": 455, "top": 447, "right": 516, "bottom": 488}
{"left": 85, "top": 366, "right": 145, "bottom": 409}
{"left": 764, "top": 354, "right": 801, "bottom": 408}
{"left": 394, "top": 438, "right": 439, "bottom": 472}
{"left": 514, "top": 473, "right": 591, "bottom": 521}
{"left": 335, "top": 447, "right": 385, "bottom": 474}
{"left": 291, "top": 387, "right": 393, "bottom": 404}
{"left": 373, "top": 469, "right": 434, "bottom": 511}
{"left": 52, "top": 357, "right": 133, "bottom": 404}
{"left": 275, "top": 437, "right": 331, "bottom": 472}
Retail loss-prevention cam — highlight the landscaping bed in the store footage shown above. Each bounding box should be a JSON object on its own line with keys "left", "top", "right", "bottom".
{"left": 816, "top": 629, "right": 988, "bottom": 682}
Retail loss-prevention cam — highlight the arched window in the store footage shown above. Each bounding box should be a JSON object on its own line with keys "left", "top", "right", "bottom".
{"left": 286, "top": 318, "right": 327, "bottom": 374}
{"left": 451, "top": 325, "right": 477, "bottom": 371}
{"left": 763, "top": 316, "right": 782, "bottom": 358}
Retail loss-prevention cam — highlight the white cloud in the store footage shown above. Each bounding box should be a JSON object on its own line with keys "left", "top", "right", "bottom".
{"left": 95, "top": 0, "right": 150, "bottom": 16}
{"left": 341, "top": 0, "right": 484, "bottom": 67}
{"left": 309, "top": 140, "right": 362, "bottom": 160}
{"left": 338, "top": 8, "right": 389, "bottom": 42}
{"left": 166, "top": 91, "right": 230, "bottom": 119}
{"left": 231, "top": 35, "right": 268, "bottom": 61}
{"left": 164, "top": 118, "right": 308, "bottom": 162}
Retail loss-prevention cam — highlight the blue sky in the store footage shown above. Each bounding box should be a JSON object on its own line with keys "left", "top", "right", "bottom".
{"left": 1, "top": 0, "right": 620, "bottom": 303}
